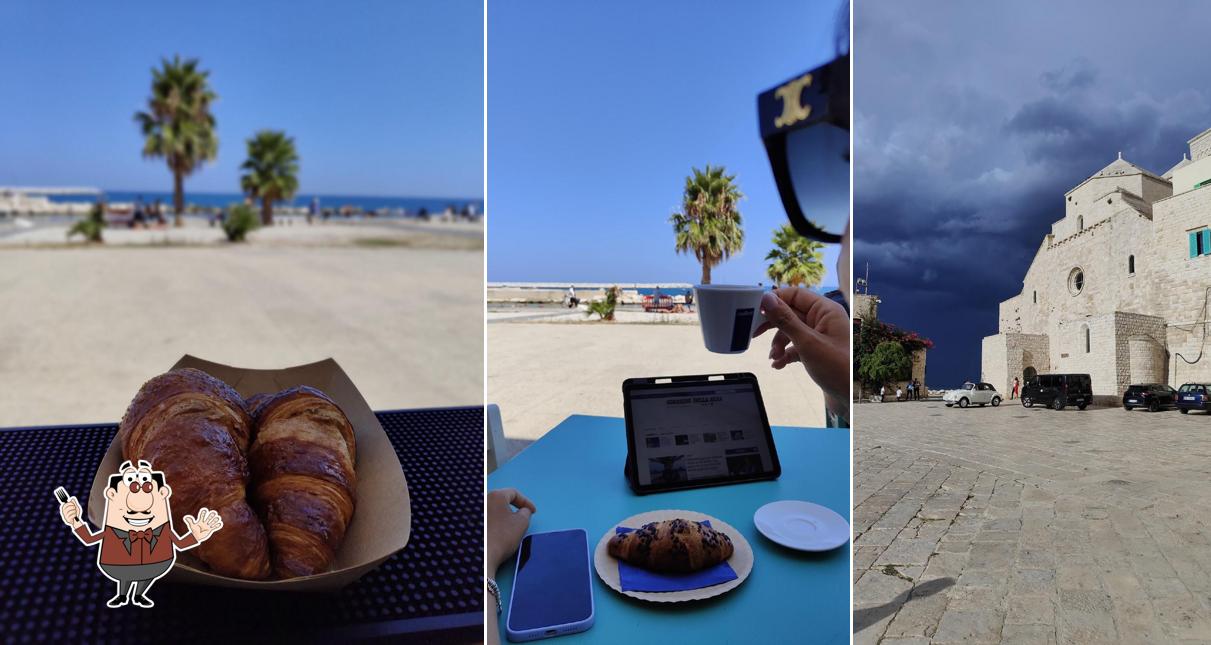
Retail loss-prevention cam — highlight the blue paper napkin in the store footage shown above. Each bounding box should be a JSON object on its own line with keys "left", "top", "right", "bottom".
{"left": 614, "top": 520, "right": 739, "bottom": 592}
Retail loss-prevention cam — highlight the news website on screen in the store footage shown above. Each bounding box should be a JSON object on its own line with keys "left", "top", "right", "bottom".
{"left": 631, "top": 384, "right": 773, "bottom": 486}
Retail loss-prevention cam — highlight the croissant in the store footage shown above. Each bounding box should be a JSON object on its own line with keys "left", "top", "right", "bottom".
{"left": 608, "top": 518, "right": 734, "bottom": 573}
{"left": 119, "top": 368, "right": 272, "bottom": 579}
{"left": 249, "top": 386, "right": 357, "bottom": 579}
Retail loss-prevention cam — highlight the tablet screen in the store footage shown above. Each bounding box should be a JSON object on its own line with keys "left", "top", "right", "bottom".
{"left": 629, "top": 381, "right": 776, "bottom": 486}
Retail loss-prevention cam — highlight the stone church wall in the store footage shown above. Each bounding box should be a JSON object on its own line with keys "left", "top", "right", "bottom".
{"left": 988, "top": 141, "right": 1211, "bottom": 393}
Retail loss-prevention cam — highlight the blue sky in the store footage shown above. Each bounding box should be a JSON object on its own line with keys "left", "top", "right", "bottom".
{"left": 0, "top": 0, "right": 483, "bottom": 199}
{"left": 487, "top": 0, "right": 846, "bottom": 286}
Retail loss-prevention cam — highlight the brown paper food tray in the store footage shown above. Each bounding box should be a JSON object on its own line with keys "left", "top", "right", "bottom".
{"left": 592, "top": 509, "right": 753, "bottom": 603}
{"left": 86, "top": 355, "right": 411, "bottom": 592}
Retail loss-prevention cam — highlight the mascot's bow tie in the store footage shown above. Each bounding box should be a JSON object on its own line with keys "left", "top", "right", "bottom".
{"left": 128, "top": 529, "right": 152, "bottom": 542}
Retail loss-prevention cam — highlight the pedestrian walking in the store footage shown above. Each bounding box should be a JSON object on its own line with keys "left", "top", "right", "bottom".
{"left": 1011, "top": 377, "right": 1020, "bottom": 400}
{"left": 906, "top": 381, "right": 914, "bottom": 401}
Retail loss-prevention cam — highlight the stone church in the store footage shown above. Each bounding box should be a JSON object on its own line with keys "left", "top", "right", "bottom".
{"left": 983, "top": 127, "right": 1211, "bottom": 402}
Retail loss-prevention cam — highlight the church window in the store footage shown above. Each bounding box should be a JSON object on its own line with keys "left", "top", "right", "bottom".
{"left": 1190, "top": 229, "right": 1211, "bottom": 258}
{"left": 1033, "top": 291, "right": 1037, "bottom": 304}
{"left": 1128, "top": 255, "right": 1135, "bottom": 274}
{"left": 1067, "top": 267, "right": 1085, "bottom": 295}
{"left": 1078, "top": 216, "right": 1084, "bottom": 231}
{"left": 1084, "top": 325, "right": 1091, "bottom": 353}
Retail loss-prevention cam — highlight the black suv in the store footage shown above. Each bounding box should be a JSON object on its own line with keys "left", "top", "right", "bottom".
{"left": 1021, "top": 373, "right": 1093, "bottom": 410}
{"left": 1123, "top": 383, "right": 1178, "bottom": 412}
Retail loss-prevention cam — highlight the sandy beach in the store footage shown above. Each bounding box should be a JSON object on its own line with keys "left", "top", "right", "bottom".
{"left": 487, "top": 318, "right": 828, "bottom": 457}
{"left": 0, "top": 244, "right": 483, "bottom": 426}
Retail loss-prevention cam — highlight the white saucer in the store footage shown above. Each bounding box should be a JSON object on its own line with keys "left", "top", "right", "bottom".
{"left": 753, "top": 500, "right": 849, "bottom": 552}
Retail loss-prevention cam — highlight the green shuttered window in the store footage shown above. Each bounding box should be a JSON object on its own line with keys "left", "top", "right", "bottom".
{"left": 1192, "top": 229, "right": 1211, "bottom": 258}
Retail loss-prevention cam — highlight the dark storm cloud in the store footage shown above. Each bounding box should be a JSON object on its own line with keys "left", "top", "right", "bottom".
{"left": 854, "top": 1, "right": 1211, "bottom": 385}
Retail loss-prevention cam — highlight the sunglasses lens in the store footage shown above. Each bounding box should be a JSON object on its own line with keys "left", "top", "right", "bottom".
{"left": 786, "top": 122, "right": 849, "bottom": 237}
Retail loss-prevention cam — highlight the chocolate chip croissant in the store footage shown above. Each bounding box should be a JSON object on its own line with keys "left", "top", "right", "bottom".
{"left": 119, "top": 368, "right": 273, "bottom": 579}
{"left": 249, "top": 386, "right": 357, "bottom": 579}
{"left": 608, "top": 518, "right": 734, "bottom": 573}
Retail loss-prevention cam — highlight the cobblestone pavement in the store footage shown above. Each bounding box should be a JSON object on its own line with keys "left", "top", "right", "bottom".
{"left": 855, "top": 400, "right": 1211, "bottom": 644}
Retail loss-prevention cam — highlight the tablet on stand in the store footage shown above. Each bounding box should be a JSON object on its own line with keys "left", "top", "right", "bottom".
{"left": 622, "top": 373, "right": 781, "bottom": 495}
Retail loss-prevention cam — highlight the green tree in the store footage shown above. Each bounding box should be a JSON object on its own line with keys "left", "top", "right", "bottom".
{"left": 765, "top": 224, "right": 826, "bottom": 287}
{"left": 670, "top": 165, "right": 744, "bottom": 285}
{"left": 222, "top": 204, "right": 260, "bottom": 242}
{"left": 240, "top": 130, "right": 300, "bottom": 226}
{"left": 858, "top": 341, "right": 912, "bottom": 389}
{"left": 585, "top": 286, "right": 622, "bottom": 321}
{"left": 67, "top": 202, "right": 106, "bottom": 243}
{"left": 134, "top": 56, "right": 218, "bottom": 226}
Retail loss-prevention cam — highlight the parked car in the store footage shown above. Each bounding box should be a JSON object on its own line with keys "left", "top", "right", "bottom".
{"left": 1175, "top": 383, "right": 1211, "bottom": 414}
{"left": 1021, "top": 373, "right": 1092, "bottom": 410}
{"left": 943, "top": 382, "right": 1001, "bottom": 408}
{"left": 1122, "top": 383, "right": 1178, "bottom": 412}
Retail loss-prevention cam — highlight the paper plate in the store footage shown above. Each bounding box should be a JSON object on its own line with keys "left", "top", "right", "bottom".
{"left": 753, "top": 500, "right": 849, "bottom": 552}
{"left": 86, "top": 355, "right": 411, "bottom": 592}
{"left": 593, "top": 509, "right": 753, "bottom": 603}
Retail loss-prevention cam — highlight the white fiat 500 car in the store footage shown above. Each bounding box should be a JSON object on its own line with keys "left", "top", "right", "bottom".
{"left": 943, "top": 382, "right": 1001, "bottom": 408}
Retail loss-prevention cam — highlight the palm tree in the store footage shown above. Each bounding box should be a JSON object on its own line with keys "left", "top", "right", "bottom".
{"left": 670, "top": 165, "right": 744, "bottom": 285}
{"left": 134, "top": 56, "right": 218, "bottom": 226}
{"left": 240, "top": 130, "right": 300, "bottom": 226}
{"left": 765, "top": 224, "right": 826, "bottom": 287}
{"left": 585, "top": 286, "right": 622, "bottom": 321}
{"left": 67, "top": 201, "right": 106, "bottom": 243}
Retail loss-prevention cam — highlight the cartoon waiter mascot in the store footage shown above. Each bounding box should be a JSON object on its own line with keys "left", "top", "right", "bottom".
{"left": 57, "top": 460, "right": 222, "bottom": 608}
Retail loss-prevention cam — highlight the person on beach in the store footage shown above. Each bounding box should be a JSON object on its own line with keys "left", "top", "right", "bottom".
{"left": 1011, "top": 377, "right": 1020, "bottom": 400}
{"left": 566, "top": 285, "right": 579, "bottom": 308}
{"left": 132, "top": 196, "right": 145, "bottom": 228}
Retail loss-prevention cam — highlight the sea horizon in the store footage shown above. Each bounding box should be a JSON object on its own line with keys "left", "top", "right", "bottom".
{"left": 488, "top": 281, "right": 840, "bottom": 294}
{"left": 47, "top": 189, "right": 483, "bottom": 213}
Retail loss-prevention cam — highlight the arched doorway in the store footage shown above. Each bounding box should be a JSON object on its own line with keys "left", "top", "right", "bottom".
{"left": 1023, "top": 366, "right": 1037, "bottom": 381}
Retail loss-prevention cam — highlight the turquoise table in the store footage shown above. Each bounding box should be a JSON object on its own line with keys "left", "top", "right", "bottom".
{"left": 488, "top": 415, "right": 850, "bottom": 644}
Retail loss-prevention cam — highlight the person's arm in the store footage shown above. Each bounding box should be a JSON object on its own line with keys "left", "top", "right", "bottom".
{"left": 169, "top": 529, "right": 199, "bottom": 550}
{"left": 173, "top": 508, "right": 222, "bottom": 551}
{"left": 60, "top": 497, "right": 104, "bottom": 545}
{"left": 73, "top": 523, "right": 104, "bottom": 545}
{"left": 753, "top": 288, "right": 851, "bottom": 425}
{"left": 486, "top": 488, "right": 537, "bottom": 645}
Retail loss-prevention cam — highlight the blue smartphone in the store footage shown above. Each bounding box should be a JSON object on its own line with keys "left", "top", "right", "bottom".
{"left": 505, "top": 528, "right": 595, "bottom": 642}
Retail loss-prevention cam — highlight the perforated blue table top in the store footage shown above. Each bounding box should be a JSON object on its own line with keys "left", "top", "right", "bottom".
{"left": 0, "top": 407, "right": 484, "bottom": 644}
{"left": 487, "top": 415, "right": 850, "bottom": 644}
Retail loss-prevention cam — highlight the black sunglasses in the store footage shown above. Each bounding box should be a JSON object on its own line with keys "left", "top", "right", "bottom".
{"left": 757, "top": 54, "right": 850, "bottom": 243}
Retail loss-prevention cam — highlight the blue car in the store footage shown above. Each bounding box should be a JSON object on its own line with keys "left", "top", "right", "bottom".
{"left": 1176, "top": 383, "right": 1211, "bottom": 414}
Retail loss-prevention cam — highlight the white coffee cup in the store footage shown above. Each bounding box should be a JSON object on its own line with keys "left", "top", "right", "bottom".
{"left": 694, "top": 284, "right": 767, "bottom": 354}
